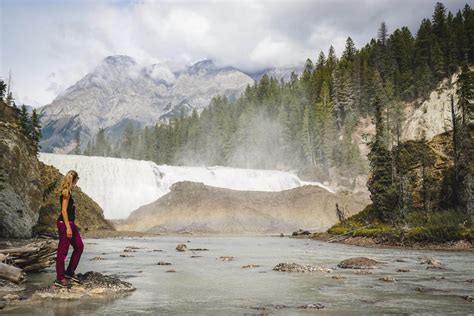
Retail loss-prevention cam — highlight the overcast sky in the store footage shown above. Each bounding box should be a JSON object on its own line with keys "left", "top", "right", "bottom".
{"left": 0, "top": 0, "right": 468, "bottom": 107}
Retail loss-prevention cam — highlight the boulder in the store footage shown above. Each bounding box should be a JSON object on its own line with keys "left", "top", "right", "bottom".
{"left": 338, "top": 257, "right": 380, "bottom": 269}
{"left": 176, "top": 244, "right": 187, "bottom": 252}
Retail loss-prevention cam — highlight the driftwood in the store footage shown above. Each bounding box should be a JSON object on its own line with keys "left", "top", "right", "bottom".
{"left": 0, "top": 262, "right": 24, "bottom": 283}
{"left": 0, "top": 240, "right": 57, "bottom": 272}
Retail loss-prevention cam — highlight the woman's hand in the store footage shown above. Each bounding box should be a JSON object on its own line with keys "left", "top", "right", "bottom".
{"left": 66, "top": 226, "right": 73, "bottom": 239}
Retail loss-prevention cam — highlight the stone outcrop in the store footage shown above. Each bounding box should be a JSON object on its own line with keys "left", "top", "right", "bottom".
{"left": 0, "top": 101, "right": 113, "bottom": 238}
{"left": 31, "top": 272, "right": 135, "bottom": 300}
{"left": 121, "top": 181, "right": 369, "bottom": 234}
{"left": 0, "top": 103, "right": 42, "bottom": 238}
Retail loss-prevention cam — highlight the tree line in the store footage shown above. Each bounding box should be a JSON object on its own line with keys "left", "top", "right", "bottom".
{"left": 0, "top": 80, "right": 42, "bottom": 154}
{"left": 83, "top": 3, "right": 473, "bottom": 189}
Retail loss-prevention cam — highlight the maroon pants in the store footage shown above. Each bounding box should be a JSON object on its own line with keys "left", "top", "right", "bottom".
{"left": 56, "top": 220, "right": 84, "bottom": 281}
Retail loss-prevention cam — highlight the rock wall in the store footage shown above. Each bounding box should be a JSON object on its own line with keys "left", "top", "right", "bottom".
{"left": 121, "top": 181, "right": 369, "bottom": 234}
{"left": 0, "top": 103, "right": 42, "bottom": 238}
{"left": 0, "top": 101, "right": 112, "bottom": 238}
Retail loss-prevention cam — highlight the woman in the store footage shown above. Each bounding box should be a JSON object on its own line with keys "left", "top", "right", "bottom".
{"left": 54, "top": 170, "right": 84, "bottom": 288}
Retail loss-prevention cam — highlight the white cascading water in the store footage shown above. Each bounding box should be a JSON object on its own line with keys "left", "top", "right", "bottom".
{"left": 39, "top": 153, "right": 334, "bottom": 219}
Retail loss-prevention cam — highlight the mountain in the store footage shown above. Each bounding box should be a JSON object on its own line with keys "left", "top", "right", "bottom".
{"left": 38, "top": 56, "right": 255, "bottom": 153}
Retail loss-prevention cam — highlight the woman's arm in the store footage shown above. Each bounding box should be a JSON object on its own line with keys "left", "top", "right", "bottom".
{"left": 61, "top": 191, "right": 73, "bottom": 239}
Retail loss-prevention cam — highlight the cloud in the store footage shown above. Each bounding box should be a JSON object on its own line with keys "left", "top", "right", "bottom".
{"left": 0, "top": 0, "right": 468, "bottom": 106}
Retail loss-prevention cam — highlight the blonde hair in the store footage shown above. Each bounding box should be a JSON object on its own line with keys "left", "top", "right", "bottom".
{"left": 59, "top": 170, "right": 79, "bottom": 197}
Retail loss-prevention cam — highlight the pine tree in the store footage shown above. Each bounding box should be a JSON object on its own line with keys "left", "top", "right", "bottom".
{"left": 342, "top": 37, "right": 356, "bottom": 62}
{"left": 378, "top": 22, "right": 388, "bottom": 47}
{"left": 30, "top": 109, "right": 42, "bottom": 154}
{"left": 19, "top": 105, "right": 30, "bottom": 136}
{"left": 456, "top": 64, "right": 473, "bottom": 213}
{"left": 314, "top": 82, "right": 337, "bottom": 169}
{"left": 0, "top": 80, "right": 6, "bottom": 99}
{"left": 367, "top": 96, "right": 397, "bottom": 222}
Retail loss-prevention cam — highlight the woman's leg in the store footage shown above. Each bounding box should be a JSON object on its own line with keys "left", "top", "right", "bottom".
{"left": 66, "top": 222, "right": 84, "bottom": 276}
{"left": 56, "top": 220, "right": 71, "bottom": 281}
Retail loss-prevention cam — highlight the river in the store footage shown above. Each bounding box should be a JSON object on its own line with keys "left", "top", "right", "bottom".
{"left": 5, "top": 236, "right": 474, "bottom": 315}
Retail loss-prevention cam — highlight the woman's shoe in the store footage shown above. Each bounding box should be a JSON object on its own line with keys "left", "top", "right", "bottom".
{"left": 54, "top": 279, "right": 71, "bottom": 288}
{"left": 65, "top": 273, "right": 82, "bottom": 284}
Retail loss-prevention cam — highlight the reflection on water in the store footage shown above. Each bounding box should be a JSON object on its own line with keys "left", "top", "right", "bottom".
{"left": 5, "top": 236, "right": 474, "bottom": 315}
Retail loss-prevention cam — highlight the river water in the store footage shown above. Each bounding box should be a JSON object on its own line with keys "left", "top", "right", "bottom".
{"left": 5, "top": 236, "right": 474, "bottom": 315}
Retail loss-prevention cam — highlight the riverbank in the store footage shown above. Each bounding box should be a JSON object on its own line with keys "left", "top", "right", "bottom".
{"left": 305, "top": 232, "right": 474, "bottom": 252}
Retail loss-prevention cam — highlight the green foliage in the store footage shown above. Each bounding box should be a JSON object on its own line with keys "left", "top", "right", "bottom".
{"left": 0, "top": 79, "right": 6, "bottom": 99}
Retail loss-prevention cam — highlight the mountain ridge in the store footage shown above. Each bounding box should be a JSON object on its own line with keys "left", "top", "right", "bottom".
{"left": 39, "top": 55, "right": 299, "bottom": 154}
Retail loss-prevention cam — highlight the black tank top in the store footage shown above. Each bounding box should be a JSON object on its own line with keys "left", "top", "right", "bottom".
{"left": 58, "top": 193, "right": 76, "bottom": 222}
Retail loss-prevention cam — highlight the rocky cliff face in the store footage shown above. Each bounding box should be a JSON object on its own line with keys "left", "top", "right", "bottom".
{"left": 0, "top": 103, "right": 42, "bottom": 238}
{"left": 33, "top": 163, "right": 114, "bottom": 235}
{"left": 397, "top": 131, "right": 456, "bottom": 211}
{"left": 121, "top": 181, "right": 369, "bottom": 234}
{"left": 402, "top": 75, "right": 458, "bottom": 142}
{"left": 0, "top": 101, "right": 112, "bottom": 238}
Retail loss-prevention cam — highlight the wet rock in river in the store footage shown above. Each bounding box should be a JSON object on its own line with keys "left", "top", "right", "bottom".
{"left": 90, "top": 256, "right": 105, "bottom": 261}
{"left": 298, "top": 303, "right": 325, "bottom": 309}
{"left": 120, "top": 254, "right": 133, "bottom": 258}
{"left": 32, "top": 271, "right": 135, "bottom": 300}
{"left": 418, "top": 256, "right": 443, "bottom": 268}
{"left": 379, "top": 276, "right": 397, "bottom": 283}
{"left": 415, "top": 287, "right": 447, "bottom": 293}
{"left": 176, "top": 244, "right": 187, "bottom": 252}
{"left": 157, "top": 261, "right": 172, "bottom": 266}
{"left": 2, "top": 294, "right": 20, "bottom": 301}
{"left": 0, "top": 279, "right": 25, "bottom": 292}
{"left": 292, "top": 229, "right": 311, "bottom": 236}
{"left": 189, "top": 248, "right": 209, "bottom": 251}
{"left": 242, "top": 264, "right": 261, "bottom": 269}
{"left": 396, "top": 269, "right": 410, "bottom": 273}
{"left": 354, "top": 270, "right": 372, "bottom": 275}
{"left": 332, "top": 275, "right": 346, "bottom": 280}
{"left": 219, "top": 256, "right": 235, "bottom": 261}
{"left": 463, "top": 295, "right": 474, "bottom": 302}
{"left": 338, "top": 257, "right": 381, "bottom": 269}
{"left": 273, "top": 263, "right": 330, "bottom": 273}
{"left": 166, "top": 270, "right": 176, "bottom": 273}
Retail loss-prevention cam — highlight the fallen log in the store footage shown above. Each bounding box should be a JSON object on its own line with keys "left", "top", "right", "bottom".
{"left": 0, "top": 240, "right": 57, "bottom": 272}
{"left": 0, "top": 262, "right": 24, "bottom": 283}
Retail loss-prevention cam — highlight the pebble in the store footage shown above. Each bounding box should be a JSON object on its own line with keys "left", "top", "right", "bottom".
{"left": 157, "top": 262, "right": 172, "bottom": 266}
